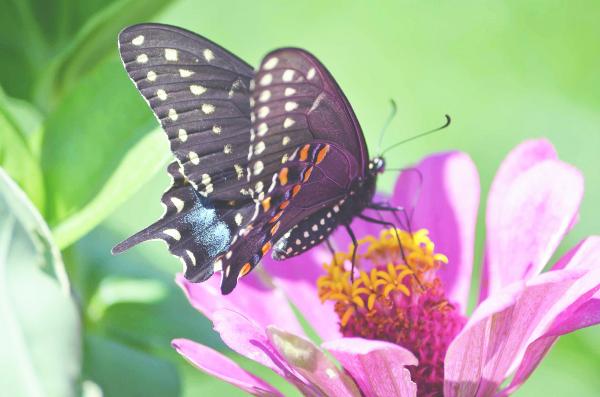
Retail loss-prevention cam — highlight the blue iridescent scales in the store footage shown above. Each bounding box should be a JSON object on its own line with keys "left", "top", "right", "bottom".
{"left": 113, "top": 23, "right": 388, "bottom": 294}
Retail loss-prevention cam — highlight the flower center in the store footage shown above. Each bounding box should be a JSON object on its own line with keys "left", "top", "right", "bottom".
{"left": 317, "top": 228, "right": 465, "bottom": 396}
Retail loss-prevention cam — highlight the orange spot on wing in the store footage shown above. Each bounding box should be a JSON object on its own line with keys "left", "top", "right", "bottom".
{"left": 240, "top": 263, "right": 252, "bottom": 277}
{"left": 316, "top": 145, "right": 330, "bottom": 164}
{"left": 299, "top": 144, "right": 310, "bottom": 161}
{"left": 278, "top": 167, "right": 289, "bottom": 185}
{"left": 262, "top": 196, "right": 271, "bottom": 211}
{"left": 270, "top": 221, "right": 280, "bottom": 236}
{"left": 279, "top": 200, "right": 290, "bottom": 209}
{"left": 302, "top": 166, "right": 314, "bottom": 182}
{"left": 270, "top": 211, "right": 283, "bottom": 223}
{"left": 261, "top": 241, "right": 272, "bottom": 255}
{"left": 292, "top": 184, "right": 301, "bottom": 197}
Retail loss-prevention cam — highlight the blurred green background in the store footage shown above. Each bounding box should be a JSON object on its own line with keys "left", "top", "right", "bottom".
{"left": 1, "top": 0, "right": 598, "bottom": 396}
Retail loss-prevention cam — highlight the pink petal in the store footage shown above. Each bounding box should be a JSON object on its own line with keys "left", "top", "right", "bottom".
{"left": 481, "top": 140, "right": 583, "bottom": 300}
{"left": 211, "top": 309, "right": 318, "bottom": 396}
{"left": 176, "top": 273, "right": 304, "bottom": 336}
{"left": 261, "top": 252, "right": 342, "bottom": 341}
{"left": 497, "top": 237, "right": 600, "bottom": 395}
{"left": 323, "top": 337, "right": 418, "bottom": 397}
{"left": 391, "top": 151, "right": 479, "bottom": 313}
{"left": 172, "top": 338, "right": 283, "bottom": 396}
{"left": 266, "top": 327, "right": 361, "bottom": 397}
{"left": 444, "top": 266, "right": 599, "bottom": 397}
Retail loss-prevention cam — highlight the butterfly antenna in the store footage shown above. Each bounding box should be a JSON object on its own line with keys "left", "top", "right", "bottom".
{"left": 381, "top": 114, "right": 451, "bottom": 156}
{"left": 376, "top": 99, "right": 398, "bottom": 155}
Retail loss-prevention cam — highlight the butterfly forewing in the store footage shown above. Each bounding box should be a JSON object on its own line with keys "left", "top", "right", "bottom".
{"left": 118, "top": 23, "right": 254, "bottom": 199}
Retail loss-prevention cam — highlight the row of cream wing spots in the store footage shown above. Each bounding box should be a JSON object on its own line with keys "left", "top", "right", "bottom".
{"left": 244, "top": 52, "right": 322, "bottom": 205}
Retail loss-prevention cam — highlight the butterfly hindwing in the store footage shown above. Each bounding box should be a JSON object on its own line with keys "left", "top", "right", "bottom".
{"left": 113, "top": 162, "right": 256, "bottom": 282}
{"left": 118, "top": 23, "right": 255, "bottom": 200}
{"left": 219, "top": 142, "right": 357, "bottom": 293}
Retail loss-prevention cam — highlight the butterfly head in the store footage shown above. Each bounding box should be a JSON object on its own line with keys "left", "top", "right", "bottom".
{"left": 368, "top": 156, "right": 385, "bottom": 175}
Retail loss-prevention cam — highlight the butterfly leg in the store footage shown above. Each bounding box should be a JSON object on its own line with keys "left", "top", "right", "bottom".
{"left": 344, "top": 223, "right": 358, "bottom": 282}
{"left": 325, "top": 238, "right": 339, "bottom": 267}
{"left": 368, "top": 203, "right": 414, "bottom": 234}
{"left": 358, "top": 214, "right": 424, "bottom": 289}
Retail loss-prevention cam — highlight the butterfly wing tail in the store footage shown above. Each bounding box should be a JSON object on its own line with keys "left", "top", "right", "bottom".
{"left": 112, "top": 222, "right": 161, "bottom": 254}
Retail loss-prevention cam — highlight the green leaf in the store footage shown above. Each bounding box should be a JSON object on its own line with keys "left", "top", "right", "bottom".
{"left": 0, "top": 91, "right": 45, "bottom": 211}
{"left": 84, "top": 334, "right": 180, "bottom": 397}
{"left": 41, "top": 0, "right": 176, "bottom": 106}
{"left": 41, "top": 56, "right": 168, "bottom": 242}
{"left": 0, "top": 0, "right": 173, "bottom": 107}
{"left": 0, "top": 169, "right": 81, "bottom": 397}
{"left": 51, "top": 128, "right": 169, "bottom": 249}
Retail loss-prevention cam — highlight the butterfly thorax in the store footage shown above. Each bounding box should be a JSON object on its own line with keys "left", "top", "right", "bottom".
{"left": 337, "top": 156, "right": 384, "bottom": 221}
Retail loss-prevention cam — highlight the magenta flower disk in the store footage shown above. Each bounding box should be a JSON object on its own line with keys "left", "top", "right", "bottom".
{"left": 172, "top": 139, "right": 600, "bottom": 396}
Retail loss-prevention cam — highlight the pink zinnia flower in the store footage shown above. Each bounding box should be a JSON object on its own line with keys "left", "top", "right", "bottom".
{"left": 172, "top": 139, "right": 600, "bottom": 396}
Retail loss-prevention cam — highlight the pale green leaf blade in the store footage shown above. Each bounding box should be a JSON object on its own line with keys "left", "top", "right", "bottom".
{"left": 0, "top": 91, "right": 44, "bottom": 211}
{"left": 41, "top": 56, "right": 165, "bottom": 233}
{"left": 0, "top": 169, "right": 80, "bottom": 397}
{"left": 52, "top": 129, "right": 169, "bottom": 248}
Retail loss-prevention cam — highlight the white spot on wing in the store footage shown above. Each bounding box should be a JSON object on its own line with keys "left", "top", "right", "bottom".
{"left": 254, "top": 141, "right": 266, "bottom": 155}
{"left": 170, "top": 197, "right": 184, "bottom": 212}
{"left": 201, "top": 174, "right": 211, "bottom": 185}
{"left": 253, "top": 161, "right": 264, "bottom": 175}
{"left": 213, "top": 259, "right": 223, "bottom": 272}
{"left": 132, "top": 35, "right": 144, "bottom": 46}
{"left": 147, "top": 71, "right": 157, "bottom": 81}
{"left": 282, "top": 69, "right": 295, "bottom": 82}
{"left": 260, "top": 73, "right": 273, "bottom": 86}
{"left": 282, "top": 136, "right": 290, "bottom": 146}
{"left": 224, "top": 144, "right": 233, "bottom": 154}
{"left": 156, "top": 89, "right": 167, "bottom": 101}
{"left": 212, "top": 125, "right": 222, "bottom": 134}
{"left": 190, "top": 85, "right": 207, "bottom": 96}
{"left": 165, "top": 48, "right": 178, "bottom": 61}
{"left": 203, "top": 49, "right": 215, "bottom": 62}
{"left": 179, "top": 69, "right": 194, "bottom": 77}
{"left": 307, "top": 67, "right": 316, "bottom": 79}
{"left": 283, "top": 117, "right": 295, "bottom": 128}
{"left": 136, "top": 54, "right": 148, "bottom": 64}
{"left": 257, "top": 122, "right": 268, "bottom": 136}
{"left": 255, "top": 181, "right": 264, "bottom": 193}
{"left": 189, "top": 151, "right": 200, "bottom": 165}
{"left": 285, "top": 101, "right": 298, "bottom": 112}
{"left": 186, "top": 250, "right": 196, "bottom": 266}
{"left": 178, "top": 128, "right": 188, "bottom": 142}
{"left": 168, "top": 108, "right": 178, "bottom": 121}
{"left": 163, "top": 229, "right": 181, "bottom": 240}
{"left": 234, "top": 164, "right": 244, "bottom": 179}
{"left": 258, "top": 106, "right": 270, "bottom": 118}
{"left": 234, "top": 213, "right": 243, "bottom": 226}
{"left": 201, "top": 103, "right": 215, "bottom": 114}
{"left": 263, "top": 57, "right": 279, "bottom": 70}
{"left": 259, "top": 90, "right": 271, "bottom": 102}
{"left": 285, "top": 87, "right": 296, "bottom": 96}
